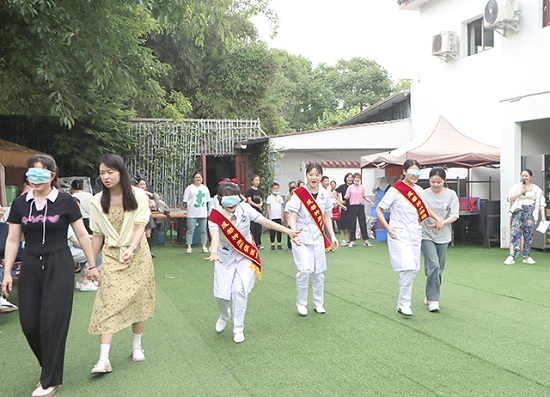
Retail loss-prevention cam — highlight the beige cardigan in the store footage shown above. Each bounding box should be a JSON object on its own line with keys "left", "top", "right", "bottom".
{"left": 90, "top": 186, "right": 150, "bottom": 251}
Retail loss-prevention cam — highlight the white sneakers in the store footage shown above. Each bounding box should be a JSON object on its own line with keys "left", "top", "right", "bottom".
{"left": 78, "top": 281, "right": 98, "bottom": 292}
{"left": 132, "top": 347, "right": 145, "bottom": 362}
{"left": 428, "top": 301, "right": 440, "bottom": 312}
{"left": 314, "top": 306, "right": 326, "bottom": 314}
{"left": 503, "top": 255, "right": 515, "bottom": 265}
{"left": 91, "top": 360, "right": 112, "bottom": 374}
{"left": 363, "top": 240, "right": 373, "bottom": 247}
{"left": 523, "top": 257, "right": 536, "bottom": 264}
{"left": 31, "top": 385, "right": 61, "bottom": 397}
{"left": 296, "top": 304, "right": 308, "bottom": 316}
{"left": 233, "top": 332, "right": 245, "bottom": 343}
{"left": 215, "top": 317, "right": 227, "bottom": 333}
{"left": 397, "top": 306, "right": 413, "bottom": 316}
{"left": 340, "top": 240, "right": 349, "bottom": 246}
{"left": 348, "top": 241, "right": 356, "bottom": 247}
{"left": 0, "top": 296, "right": 18, "bottom": 313}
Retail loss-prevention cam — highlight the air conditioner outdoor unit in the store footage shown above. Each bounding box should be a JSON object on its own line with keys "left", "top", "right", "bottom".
{"left": 484, "top": 0, "right": 519, "bottom": 29}
{"left": 432, "top": 31, "right": 458, "bottom": 59}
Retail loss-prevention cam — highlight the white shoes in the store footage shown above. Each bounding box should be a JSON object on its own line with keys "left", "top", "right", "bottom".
{"left": 215, "top": 317, "right": 227, "bottom": 333}
{"left": 348, "top": 241, "right": 355, "bottom": 247}
{"left": 523, "top": 257, "right": 536, "bottom": 264}
{"left": 31, "top": 385, "right": 61, "bottom": 397}
{"left": 314, "top": 306, "right": 326, "bottom": 314}
{"left": 397, "top": 306, "right": 413, "bottom": 316}
{"left": 363, "top": 240, "right": 372, "bottom": 247}
{"left": 79, "top": 281, "right": 98, "bottom": 292}
{"left": 0, "top": 296, "right": 18, "bottom": 313}
{"left": 91, "top": 360, "right": 112, "bottom": 374}
{"left": 428, "top": 301, "right": 440, "bottom": 312}
{"left": 503, "top": 255, "right": 515, "bottom": 265}
{"left": 296, "top": 304, "right": 308, "bottom": 316}
{"left": 340, "top": 240, "right": 349, "bottom": 246}
{"left": 186, "top": 247, "right": 192, "bottom": 254}
{"left": 132, "top": 347, "right": 145, "bottom": 362}
{"left": 233, "top": 332, "right": 245, "bottom": 343}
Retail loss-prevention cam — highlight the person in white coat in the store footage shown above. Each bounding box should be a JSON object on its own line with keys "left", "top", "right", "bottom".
{"left": 205, "top": 182, "right": 301, "bottom": 343}
{"left": 375, "top": 160, "right": 442, "bottom": 316}
{"left": 504, "top": 168, "right": 546, "bottom": 265}
{"left": 287, "top": 162, "right": 339, "bottom": 316}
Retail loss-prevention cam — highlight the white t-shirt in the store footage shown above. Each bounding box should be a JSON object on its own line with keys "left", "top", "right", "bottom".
{"left": 183, "top": 184, "right": 211, "bottom": 218}
{"left": 72, "top": 191, "right": 93, "bottom": 219}
{"left": 266, "top": 194, "right": 284, "bottom": 220}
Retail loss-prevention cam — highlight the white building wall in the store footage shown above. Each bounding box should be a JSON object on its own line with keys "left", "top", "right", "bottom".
{"left": 407, "top": 0, "right": 550, "bottom": 247}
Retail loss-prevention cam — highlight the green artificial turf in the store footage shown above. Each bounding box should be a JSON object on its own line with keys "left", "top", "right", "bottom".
{"left": 2, "top": 241, "right": 550, "bottom": 396}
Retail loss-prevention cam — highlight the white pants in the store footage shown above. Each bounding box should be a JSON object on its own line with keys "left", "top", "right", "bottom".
{"left": 296, "top": 270, "right": 325, "bottom": 308}
{"left": 216, "top": 272, "right": 247, "bottom": 334}
{"left": 397, "top": 270, "right": 416, "bottom": 308}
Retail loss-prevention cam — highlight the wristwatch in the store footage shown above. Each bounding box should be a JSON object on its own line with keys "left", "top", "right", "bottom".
{"left": 130, "top": 245, "right": 138, "bottom": 254}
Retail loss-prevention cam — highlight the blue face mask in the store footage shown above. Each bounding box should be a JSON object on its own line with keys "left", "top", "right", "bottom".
{"left": 26, "top": 168, "right": 52, "bottom": 184}
{"left": 407, "top": 169, "right": 421, "bottom": 177}
{"left": 353, "top": 181, "right": 360, "bottom": 185}
{"left": 272, "top": 191, "right": 279, "bottom": 195}
{"left": 221, "top": 195, "right": 241, "bottom": 207}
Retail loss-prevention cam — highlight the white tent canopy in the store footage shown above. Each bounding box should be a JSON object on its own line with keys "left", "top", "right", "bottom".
{"left": 361, "top": 116, "right": 500, "bottom": 169}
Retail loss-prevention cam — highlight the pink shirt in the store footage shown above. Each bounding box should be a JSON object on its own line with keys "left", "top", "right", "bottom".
{"left": 345, "top": 184, "right": 366, "bottom": 205}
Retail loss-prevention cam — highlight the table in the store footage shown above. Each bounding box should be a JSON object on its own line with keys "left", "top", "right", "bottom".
{"left": 168, "top": 212, "right": 187, "bottom": 245}
{"left": 452, "top": 211, "right": 481, "bottom": 246}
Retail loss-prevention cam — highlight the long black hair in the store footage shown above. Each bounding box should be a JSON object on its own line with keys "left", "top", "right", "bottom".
{"left": 27, "top": 155, "right": 59, "bottom": 188}
{"left": 98, "top": 154, "right": 138, "bottom": 213}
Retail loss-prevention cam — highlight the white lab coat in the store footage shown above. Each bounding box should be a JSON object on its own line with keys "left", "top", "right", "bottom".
{"left": 377, "top": 184, "right": 424, "bottom": 273}
{"left": 286, "top": 187, "right": 333, "bottom": 274}
{"left": 209, "top": 203, "right": 262, "bottom": 300}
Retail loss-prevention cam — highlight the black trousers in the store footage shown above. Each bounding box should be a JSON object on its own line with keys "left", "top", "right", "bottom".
{"left": 349, "top": 204, "right": 368, "bottom": 242}
{"left": 19, "top": 248, "right": 75, "bottom": 388}
{"left": 251, "top": 220, "right": 262, "bottom": 246}
{"left": 269, "top": 219, "right": 282, "bottom": 243}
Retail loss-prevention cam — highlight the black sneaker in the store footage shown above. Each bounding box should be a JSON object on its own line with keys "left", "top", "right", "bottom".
{"left": 271, "top": 245, "right": 275, "bottom": 250}
{"left": 277, "top": 245, "right": 283, "bottom": 250}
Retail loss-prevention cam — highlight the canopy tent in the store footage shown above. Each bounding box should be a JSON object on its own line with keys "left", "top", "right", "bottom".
{"left": 361, "top": 116, "right": 500, "bottom": 169}
{"left": 0, "top": 139, "right": 46, "bottom": 206}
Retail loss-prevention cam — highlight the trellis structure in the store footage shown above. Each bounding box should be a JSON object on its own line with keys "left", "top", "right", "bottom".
{"left": 126, "top": 118, "right": 266, "bottom": 206}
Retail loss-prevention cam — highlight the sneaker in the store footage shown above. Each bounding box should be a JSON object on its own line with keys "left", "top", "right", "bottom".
{"left": 397, "top": 306, "right": 413, "bottom": 316}
{"left": 132, "top": 347, "right": 145, "bottom": 362}
{"left": 503, "top": 255, "right": 515, "bottom": 265}
{"left": 296, "top": 304, "right": 308, "bottom": 316}
{"left": 233, "top": 332, "right": 245, "bottom": 343}
{"left": 258, "top": 246, "right": 264, "bottom": 250}
{"left": 523, "top": 257, "right": 536, "bottom": 264}
{"left": 271, "top": 245, "right": 275, "bottom": 250}
{"left": 31, "top": 385, "right": 61, "bottom": 397}
{"left": 287, "top": 248, "right": 292, "bottom": 253}
{"left": 348, "top": 241, "right": 355, "bottom": 247}
{"left": 215, "top": 317, "right": 227, "bottom": 333}
{"left": 277, "top": 245, "right": 283, "bottom": 250}
{"left": 364, "top": 240, "right": 372, "bottom": 247}
{"left": 75, "top": 281, "right": 81, "bottom": 290}
{"left": 428, "top": 301, "right": 440, "bottom": 312}
{"left": 314, "top": 306, "right": 326, "bottom": 314}
{"left": 186, "top": 248, "right": 192, "bottom": 254}
{"left": 341, "top": 240, "right": 349, "bottom": 246}
{"left": 151, "top": 252, "right": 156, "bottom": 258}
{"left": 423, "top": 298, "right": 429, "bottom": 305}
{"left": 0, "top": 297, "right": 18, "bottom": 313}
{"left": 202, "top": 247, "right": 209, "bottom": 253}
{"left": 91, "top": 360, "right": 112, "bottom": 374}
{"left": 79, "top": 281, "right": 98, "bottom": 292}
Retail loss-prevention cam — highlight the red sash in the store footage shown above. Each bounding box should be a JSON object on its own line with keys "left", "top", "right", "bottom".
{"left": 208, "top": 208, "right": 262, "bottom": 279}
{"left": 293, "top": 186, "right": 332, "bottom": 250}
{"left": 392, "top": 180, "right": 429, "bottom": 222}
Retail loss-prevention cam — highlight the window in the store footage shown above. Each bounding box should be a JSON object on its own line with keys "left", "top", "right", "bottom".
{"left": 544, "top": 0, "right": 550, "bottom": 27}
{"left": 467, "top": 17, "right": 494, "bottom": 56}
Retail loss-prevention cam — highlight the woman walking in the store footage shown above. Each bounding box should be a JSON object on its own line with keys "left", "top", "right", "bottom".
{"left": 287, "top": 162, "right": 339, "bottom": 316}
{"left": 86, "top": 154, "right": 155, "bottom": 374}
{"left": 504, "top": 168, "right": 546, "bottom": 265}
{"left": 1, "top": 155, "right": 95, "bottom": 397}
{"left": 205, "top": 182, "right": 300, "bottom": 343}
{"left": 183, "top": 172, "right": 211, "bottom": 254}
{"left": 421, "top": 167, "right": 459, "bottom": 312}
{"left": 375, "top": 160, "right": 442, "bottom": 316}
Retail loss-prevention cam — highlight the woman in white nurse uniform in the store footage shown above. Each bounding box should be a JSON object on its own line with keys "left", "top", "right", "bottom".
{"left": 287, "top": 162, "right": 339, "bottom": 316}
{"left": 375, "top": 160, "right": 442, "bottom": 316}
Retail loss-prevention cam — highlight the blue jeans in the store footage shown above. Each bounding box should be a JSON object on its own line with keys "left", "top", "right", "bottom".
{"left": 421, "top": 240, "right": 448, "bottom": 301}
{"left": 186, "top": 217, "right": 207, "bottom": 245}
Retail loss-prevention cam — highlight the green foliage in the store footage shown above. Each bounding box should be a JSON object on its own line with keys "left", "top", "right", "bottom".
{"left": 392, "top": 78, "right": 413, "bottom": 92}
{"left": 311, "top": 106, "right": 361, "bottom": 130}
